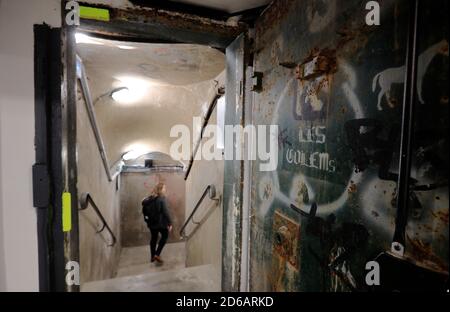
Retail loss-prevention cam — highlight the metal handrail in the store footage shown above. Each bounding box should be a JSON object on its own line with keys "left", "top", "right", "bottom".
{"left": 180, "top": 185, "right": 219, "bottom": 239}
{"left": 79, "top": 192, "right": 117, "bottom": 247}
{"left": 76, "top": 56, "right": 113, "bottom": 182}
{"left": 184, "top": 87, "right": 225, "bottom": 180}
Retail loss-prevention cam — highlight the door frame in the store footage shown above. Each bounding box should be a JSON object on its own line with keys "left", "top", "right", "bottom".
{"left": 36, "top": 0, "right": 250, "bottom": 292}
{"left": 34, "top": 24, "right": 67, "bottom": 292}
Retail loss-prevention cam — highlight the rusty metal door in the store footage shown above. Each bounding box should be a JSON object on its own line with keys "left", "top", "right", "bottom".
{"left": 222, "top": 34, "right": 247, "bottom": 291}
{"left": 249, "top": 0, "right": 448, "bottom": 291}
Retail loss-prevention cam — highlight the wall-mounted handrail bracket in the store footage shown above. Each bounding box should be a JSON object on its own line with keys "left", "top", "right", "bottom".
{"left": 79, "top": 192, "right": 117, "bottom": 247}
{"left": 96, "top": 223, "right": 107, "bottom": 234}
{"left": 179, "top": 184, "right": 220, "bottom": 239}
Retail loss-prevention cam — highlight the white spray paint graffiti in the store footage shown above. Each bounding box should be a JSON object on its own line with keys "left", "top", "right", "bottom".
{"left": 372, "top": 39, "right": 449, "bottom": 110}
{"left": 295, "top": 75, "right": 330, "bottom": 117}
{"left": 285, "top": 149, "right": 336, "bottom": 173}
{"left": 257, "top": 59, "right": 365, "bottom": 217}
{"left": 289, "top": 174, "right": 316, "bottom": 210}
{"left": 360, "top": 168, "right": 449, "bottom": 240}
{"left": 341, "top": 61, "right": 364, "bottom": 119}
{"left": 258, "top": 175, "right": 275, "bottom": 217}
{"left": 359, "top": 177, "right": 398, "bottom": 235}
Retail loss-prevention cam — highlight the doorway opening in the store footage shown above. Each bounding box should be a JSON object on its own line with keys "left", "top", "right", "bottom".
{"left": 74, "top": 34, "right": 226, "bottom": 291}
{"left": 34, "top": 0, "right": 265, "bottom": 292}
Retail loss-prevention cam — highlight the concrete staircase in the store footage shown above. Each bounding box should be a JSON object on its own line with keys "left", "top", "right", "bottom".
{"left": 115, "top": 243, "right": 187, "bottom": 277}
{"left": 81, "top": 242, "right": 220, "bottom": 292}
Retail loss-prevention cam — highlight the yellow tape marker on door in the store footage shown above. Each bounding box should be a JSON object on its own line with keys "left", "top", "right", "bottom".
{"left": 62, "top": 192, "right": 72, "bottom": 232}
{"left": 79, "top": 6, "right": 110, "bottom": 22}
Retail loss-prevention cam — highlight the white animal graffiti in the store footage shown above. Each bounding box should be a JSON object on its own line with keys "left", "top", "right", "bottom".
{"left": 372, "top": 39, "right": 449, "bottom": 110}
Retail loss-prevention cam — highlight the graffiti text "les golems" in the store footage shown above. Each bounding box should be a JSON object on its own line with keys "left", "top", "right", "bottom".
{"left": 286, "top": 126, "right": 336, "bottom": 173}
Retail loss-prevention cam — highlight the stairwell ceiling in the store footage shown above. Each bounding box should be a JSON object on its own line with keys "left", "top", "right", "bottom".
{"left": 76, "top": 36, "right": 225, "bottom": 165}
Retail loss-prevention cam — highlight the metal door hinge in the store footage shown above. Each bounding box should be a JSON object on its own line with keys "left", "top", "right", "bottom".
{"left": 251, "top": 71, "right": 263, "bottom": 93}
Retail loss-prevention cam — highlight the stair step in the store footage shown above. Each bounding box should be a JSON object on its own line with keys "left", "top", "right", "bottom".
{"left": 81, "top": 264, "right": 220, "bottom": 292}
{"left": 115, "top": 242, "right": 186, "bottom": 278}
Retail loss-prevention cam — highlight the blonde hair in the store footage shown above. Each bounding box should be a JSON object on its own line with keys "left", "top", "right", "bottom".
{"left": 152, "top": 182, "right": 166, "bottom": 197}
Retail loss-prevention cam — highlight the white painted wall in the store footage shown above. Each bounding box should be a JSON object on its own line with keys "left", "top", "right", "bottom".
{"left": 0, "top": 0, "right": 61, "bottom": 291}
{"left": 184, "top": 72, "right": 225, "bottom": 288}
{"left": 76, "top": 82, "right": 122, "bottom": 284}
{"left": 0, "top": 78, "right": 4, "bottom": 292}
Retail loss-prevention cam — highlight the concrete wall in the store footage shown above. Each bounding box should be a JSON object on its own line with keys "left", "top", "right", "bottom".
{"left": 120, "top": 171, "right": 185, "bottom": 247}
{"left": 184, "top": 75, "right": 225, "bottom": 287}
{"left": 185, "top": 146, "right": 224, "bottom": 271}
{"left": 0, "top": 0, "right": 60, "bottom": 291}
{"left": 77, "top": 82, "right": 122, "bottom": 283}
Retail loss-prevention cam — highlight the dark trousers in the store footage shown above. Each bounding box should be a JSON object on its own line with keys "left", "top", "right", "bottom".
{"left": 150, "top": 228, "right": 169, "bottom": 258}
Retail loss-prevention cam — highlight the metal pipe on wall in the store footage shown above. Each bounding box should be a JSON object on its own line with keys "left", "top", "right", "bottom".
{"left": 392, "top": 0, "right": 420, "bottom": 256}
{"left": 76, "top": 55, "right": 113, "bottom": 182}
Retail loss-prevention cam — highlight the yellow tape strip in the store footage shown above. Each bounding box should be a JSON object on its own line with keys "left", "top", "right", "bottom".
{"left": 79, "top": 6, "right": 110, "bottom": 22}
{"left": 62, "top": 192, "right": 72, "bottom": 232}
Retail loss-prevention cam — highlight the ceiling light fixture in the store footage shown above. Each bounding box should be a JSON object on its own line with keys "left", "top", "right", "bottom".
{"left": 117, "top": 45, "right": 136, "bottom": 50}
{"left": 111, "top": 87, "right": 131, "bottom": 103}
{"left": 112, "top": 76, "right": 151, "bottom": 104}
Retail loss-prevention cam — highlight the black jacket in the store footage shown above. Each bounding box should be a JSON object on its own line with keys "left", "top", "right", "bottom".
{"left": 142, "top": 195, "right": 172, "bottom": 229}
